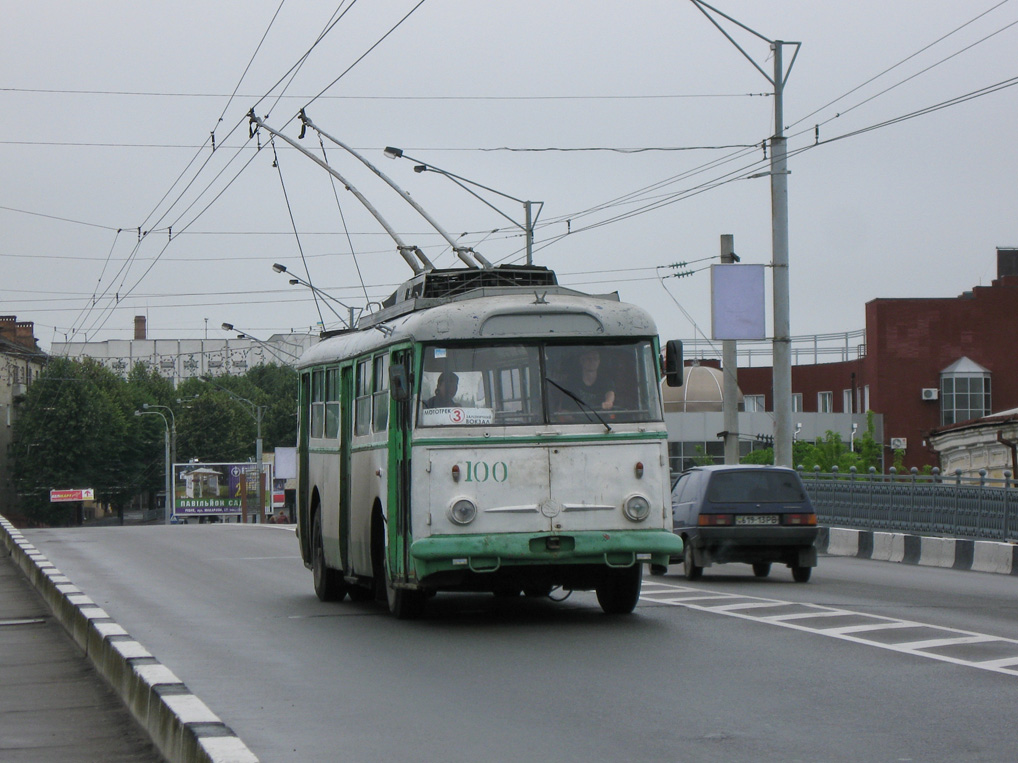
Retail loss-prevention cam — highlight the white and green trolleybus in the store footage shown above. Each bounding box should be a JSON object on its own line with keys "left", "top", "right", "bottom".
{"left": 295, "top": 265, "right": 684, "bottom": 617}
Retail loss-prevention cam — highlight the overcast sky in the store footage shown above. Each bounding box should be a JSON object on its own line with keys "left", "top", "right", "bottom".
{"left": 3, "top": 1, "right": 1016, "bottom": 354}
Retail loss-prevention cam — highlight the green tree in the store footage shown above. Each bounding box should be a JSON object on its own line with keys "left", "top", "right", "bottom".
{"left": 175, "top": 387, "right": 254, "bottom": 463}
{"left": 244, "top": 364, "right": 298, "bottom": 449}
{"left": 11, "top": 358, "right": 134, "bottom": 525}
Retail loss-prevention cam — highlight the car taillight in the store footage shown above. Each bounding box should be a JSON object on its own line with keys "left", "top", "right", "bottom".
{"left": 782, "top": 513, "right": 817, "bottom": 526}
{"left": 698, "top": 514, "right": 733, "bottom": 526}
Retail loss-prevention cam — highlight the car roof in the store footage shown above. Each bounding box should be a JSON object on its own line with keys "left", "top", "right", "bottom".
{"left": 685, "top": 465, "right": 799, "bottom": 474}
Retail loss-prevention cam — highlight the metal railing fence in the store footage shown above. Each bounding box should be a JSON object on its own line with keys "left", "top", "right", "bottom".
{"left": 801, "top": 466, "right": 1017, "bottom": 542}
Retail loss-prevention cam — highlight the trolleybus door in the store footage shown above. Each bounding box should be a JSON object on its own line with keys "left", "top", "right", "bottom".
{"left": 298, "top": 371, "right": 311, "bottom": 560}
{"left": 389, "top": 348, "right": 413, "bottom": 579}
{"left": 339, "top": 364, "right": 353, "bottom": 574}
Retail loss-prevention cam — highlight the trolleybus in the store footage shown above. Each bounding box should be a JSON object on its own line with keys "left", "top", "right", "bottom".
{"left": 295, "top": 265, "right": 683, "bottom": 617}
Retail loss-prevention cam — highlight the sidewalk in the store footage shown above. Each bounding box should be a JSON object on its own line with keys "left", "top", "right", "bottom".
{"left": 0, "top": 516, "right": 258, "bottom": 763}
{"left": 0, "top": 545, "right": 161, "bottom": 762}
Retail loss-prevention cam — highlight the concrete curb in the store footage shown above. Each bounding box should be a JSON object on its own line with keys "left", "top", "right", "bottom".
{"left": 0, "top": 516, "right": 259, "bottom": 763}
{"left": 817, "top": 526, "right": 1018, "bottom": 575}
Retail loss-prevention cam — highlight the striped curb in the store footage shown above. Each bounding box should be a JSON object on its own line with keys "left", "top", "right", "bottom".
{"left": 817, "top": 526, "right": 1018, "bottom": 575}
{"left": 0, "top": 515, "right": 258, "bottom": 763}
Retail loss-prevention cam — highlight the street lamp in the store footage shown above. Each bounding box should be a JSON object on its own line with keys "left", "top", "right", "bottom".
{"left": 221, "top": 322, "right": 302, "bottom": 365}
{"left": 135, "top": 409, "right": 171, "bottom": 524}
{"left": 270, "top": 265, "right": 357, "bottom": 329}
{"left": 384, "top": 146, "right": 543, "bottom": 266}
{"left": 142, "top": 403, "right": 176, "bottom": 472}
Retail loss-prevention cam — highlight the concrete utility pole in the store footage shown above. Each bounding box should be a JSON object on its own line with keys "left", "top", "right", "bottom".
{"left": 721, "top": 234, "right": 740, "bottom": 464}
{"left": 770, "top": 41, "right": 794, "bottom": 468}
{"left": 689, "top": 1, "right": 799, "bottom": 466}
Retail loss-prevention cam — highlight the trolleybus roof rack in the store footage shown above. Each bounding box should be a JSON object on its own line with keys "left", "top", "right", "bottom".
{"left": 354, "top": 264, "right": 620, "bottom": 332}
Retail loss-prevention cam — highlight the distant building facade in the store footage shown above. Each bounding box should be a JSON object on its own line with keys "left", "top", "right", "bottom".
{"left": 725, "top": 248, "right": 1018, "bottom": 471}
{"left": 50, "top": 316, "right": 316, "bottom": 384}
{"left": 0, "top": 316, "right": 48, "bottom": 513}
{"left": 928, "top": 408, "right": 1018, "bottom": 480}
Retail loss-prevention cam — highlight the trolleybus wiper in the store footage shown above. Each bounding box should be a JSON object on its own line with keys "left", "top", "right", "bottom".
{"left": 546, "top": 378, "right": 612, "bottom": 433}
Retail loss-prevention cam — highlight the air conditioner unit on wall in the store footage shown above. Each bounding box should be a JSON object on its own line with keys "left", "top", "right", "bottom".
{"left": 890, "top": 437, "right": 908, "bottom": 450}
{"left": 921, "top": 388, "right": 939, "bottom": 401}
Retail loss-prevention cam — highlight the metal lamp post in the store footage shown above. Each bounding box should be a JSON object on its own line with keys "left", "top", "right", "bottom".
{"left": 221, "top": 322, "right": 302, "bottom": 365}
{"left": 383, "top": 146, "right": 543, "bottom": 266}
{"left": 142, "top": 403, "right": 176, "bottom": 477}
{"left": 135, "top": 409, "right": 171, "bottom": 524}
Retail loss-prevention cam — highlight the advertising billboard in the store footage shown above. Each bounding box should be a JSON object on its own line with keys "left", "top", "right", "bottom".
{"left": 172, "top": 462, "right": 272, "bottom": 519}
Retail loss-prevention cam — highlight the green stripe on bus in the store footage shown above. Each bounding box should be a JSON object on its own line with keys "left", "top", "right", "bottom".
{"left": 412, "top": 431, "right": 667, "bottom": 447}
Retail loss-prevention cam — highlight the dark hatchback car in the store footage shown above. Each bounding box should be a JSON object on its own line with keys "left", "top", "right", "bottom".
{"left": 667, "top": 465, "right": 819, "bottom": 582}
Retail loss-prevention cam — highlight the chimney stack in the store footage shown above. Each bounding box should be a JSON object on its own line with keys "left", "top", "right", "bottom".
{"left": 134, "top": 315, "right": 147, "bottom": 340}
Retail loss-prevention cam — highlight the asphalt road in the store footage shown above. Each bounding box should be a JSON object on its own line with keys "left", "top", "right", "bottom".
{"left": 22, "top": 524, "right": 1018, "bottom": 763}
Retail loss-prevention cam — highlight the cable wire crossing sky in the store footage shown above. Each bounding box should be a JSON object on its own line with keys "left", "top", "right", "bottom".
{"left": 1, "top": 0, "right": 1015, "bottom": 352}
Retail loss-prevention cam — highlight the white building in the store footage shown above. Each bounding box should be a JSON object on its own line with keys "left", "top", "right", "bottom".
{"left": 929, "top": 407, "right": 1018, "bottom": 480}
{"left": 50, "top": 316, "right": 317, "bottom": 384}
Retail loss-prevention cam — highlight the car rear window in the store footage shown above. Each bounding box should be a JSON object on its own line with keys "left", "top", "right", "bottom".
{"left": 706, "top": 471, "right": 807, "bottom": 503}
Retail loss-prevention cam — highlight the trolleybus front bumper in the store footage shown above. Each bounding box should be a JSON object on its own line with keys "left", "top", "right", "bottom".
{"left": 410, "top": 529, "right": 683, "bottom": 579}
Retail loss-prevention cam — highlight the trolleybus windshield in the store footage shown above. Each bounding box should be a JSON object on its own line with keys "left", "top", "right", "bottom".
{"left": 418, "top": 340, "right": 662, "bottom": 427}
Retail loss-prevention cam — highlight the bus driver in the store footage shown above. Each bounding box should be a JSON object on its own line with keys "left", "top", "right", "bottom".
{"left": 573, "top": 350, "right": 615, "bottom": 410}
{"left": 426, "top": 372, "right": 460, "bottom": 409}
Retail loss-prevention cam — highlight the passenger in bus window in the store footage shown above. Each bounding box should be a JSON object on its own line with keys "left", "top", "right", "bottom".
{"left": 573, "top": 350, "right": 615, "bottom": 410}
{"left": 426, "top": 372, "right": 460, "bottom": 408}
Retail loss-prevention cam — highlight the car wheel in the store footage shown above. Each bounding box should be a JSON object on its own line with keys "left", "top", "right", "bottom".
{"left": 752, "top": 563, "right": 771, "bottom": 578}
{"left": 385, "top": 558, "right": 426, "bottom": 619}
{"left": 595, "top": 564, "right": 642, "bottom": 615}
{"left": 792, "top": 565, "right": 812, "bottom": 583}
{"left": 683, "top": 543, "right": 702, "bottom": 581}
{"left": 312, "top": 511, "right": 347, "bottom": 602}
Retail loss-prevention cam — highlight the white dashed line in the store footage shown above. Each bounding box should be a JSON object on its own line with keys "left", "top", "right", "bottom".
{"left": 640, "top": 580, "right": 1018, "bottom": 678}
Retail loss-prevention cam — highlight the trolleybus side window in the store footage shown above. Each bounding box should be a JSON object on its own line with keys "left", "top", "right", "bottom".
{"left": 355, "top": 359, "right": 371, "bottom": 436}
{"left": 372, "top": 354, "right": 389, "bottom": 433}
{"left": 325, "top": 366, "right": 340, "bottom": 439}
{"left": 311, "top": 368, "right": 325, "bottom": 438}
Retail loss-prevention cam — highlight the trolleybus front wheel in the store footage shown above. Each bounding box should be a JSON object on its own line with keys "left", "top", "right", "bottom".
{"left": 385, "top": 561, "right": 426, "bottom": 619}
{"left": 595, "top": 563, "right": 642, "bottom": 615}
{"left": 312, "top": 511, "right": 347, "bottom": 602}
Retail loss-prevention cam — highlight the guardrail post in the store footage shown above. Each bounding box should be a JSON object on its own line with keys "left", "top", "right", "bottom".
{"left": 1005, "top": 470, "right": 1013, "bottom": 541}
{"left": 849, "top": 466, "right": 857, "bottom": 524}
{"left": 954, "top": 468, "right": 962, "bottom": 532}
{"left": 916, "top": 465, "right": 924, "bottom": 533}
{"left": 978, "top": 469, "right": 987, "bottom": 537}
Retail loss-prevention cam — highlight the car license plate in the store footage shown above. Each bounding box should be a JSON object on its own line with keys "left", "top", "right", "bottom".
{"left": 736, "top": 515, "right": 779, "bottom": 525}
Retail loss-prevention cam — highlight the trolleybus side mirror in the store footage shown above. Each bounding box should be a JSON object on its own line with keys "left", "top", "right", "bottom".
{"left": 389, "top": 362, "right": 410, "bottom": 402}
{"left": 664, "top": 339, "right": 684, "bottom": 387}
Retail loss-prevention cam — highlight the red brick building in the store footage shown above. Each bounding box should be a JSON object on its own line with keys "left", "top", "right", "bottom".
{"left": 737, "top": 249, "right": 1018, "bottom": 470}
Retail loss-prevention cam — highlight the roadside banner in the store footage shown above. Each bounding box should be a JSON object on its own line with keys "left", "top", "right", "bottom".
{"left": 173, "top": 462, "right": 271, "bottom": 518}
{"left": 50, "top": 488, "right": 95, "bottom": 502}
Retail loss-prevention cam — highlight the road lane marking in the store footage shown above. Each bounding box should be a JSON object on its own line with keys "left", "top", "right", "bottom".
{"left": 640, "top": 580, "right": 1018, "bottom": 678}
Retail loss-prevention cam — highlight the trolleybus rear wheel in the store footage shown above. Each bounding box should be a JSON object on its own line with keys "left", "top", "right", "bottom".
{"left": 595, "top": 563, "right": 642, "bottom": 615}
{"left": 312, "top": 511, "right": 347, "bottom": 602}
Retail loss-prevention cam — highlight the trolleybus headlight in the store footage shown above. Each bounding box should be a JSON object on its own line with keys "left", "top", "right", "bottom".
{"left": 449, "top": 499, "right": 477, "bottom": 525}
{"left": 623, "top": 494, "right": 651, "bottom": 522}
